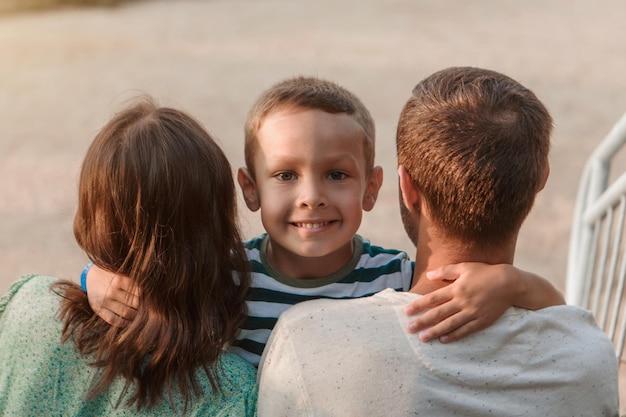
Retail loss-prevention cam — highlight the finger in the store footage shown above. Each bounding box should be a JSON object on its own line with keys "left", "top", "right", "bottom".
{"left": 419, "top": 313, "right": 476, "bottom": 342}
{"left": 407, "top": 303, "right": 460, "bottom": 334}
{"left": 404, "top": 298, "right": 434, "bottom": 316}
{"left": 404, "top": 289, "right": 453, "bottom": 316}
{"left": 98, "top": 308, "right": 132, "bottom": 328}
{"left": 104, "top": 281, "right": 140, "bottom": 310}
{"left": 426, "top": 265, "right": 461, "bottom": 282}
{"left": 119, "top": 290, "right": 140, "bottom": 310}
{"left": 101, "top": 298, "right": 138, "bottom": 321}
{"left": 117, "top": 274, "right": 141, "bottom": 297}
{"left": 438, "top": 318, "right": 484, "bottom": 344}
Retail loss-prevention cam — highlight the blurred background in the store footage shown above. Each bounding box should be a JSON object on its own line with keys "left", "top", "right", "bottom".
{"left": 1, "top": 0, "right": 626, "bottom": 307}
{"left": 2, "top": 0, "right": 626, "bottom": 411}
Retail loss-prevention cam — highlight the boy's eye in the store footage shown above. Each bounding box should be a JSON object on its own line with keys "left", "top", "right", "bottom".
{"left": 328, "top": 171, "right": 347, "bottom": 181}
{"left": 276, "top": 172, "right": 296, "bottom": 181}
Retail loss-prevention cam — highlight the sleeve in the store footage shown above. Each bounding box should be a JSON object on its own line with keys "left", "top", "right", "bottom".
{"left": 257, "top": 318, "right": 309, "bottom": 417}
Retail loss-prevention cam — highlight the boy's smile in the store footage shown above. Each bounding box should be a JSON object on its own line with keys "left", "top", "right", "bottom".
{"left": 238, "top": 106, "right": 382, "bottom": 279}
{"left": 293, "top": 221, "right": 332, "bottom": 229}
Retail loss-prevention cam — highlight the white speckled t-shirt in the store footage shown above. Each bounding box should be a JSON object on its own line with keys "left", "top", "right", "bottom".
{"left": 258, "top": 288, "right": 619, "bottom": 417}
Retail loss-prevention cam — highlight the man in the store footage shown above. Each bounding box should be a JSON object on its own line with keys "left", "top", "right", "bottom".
{"left": 256, "top": 67, "right": 619, "bottom": 416}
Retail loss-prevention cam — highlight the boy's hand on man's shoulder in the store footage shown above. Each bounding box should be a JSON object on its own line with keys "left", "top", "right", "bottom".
{"left": 403, "top": 263, "right": 514, "bottom": 343}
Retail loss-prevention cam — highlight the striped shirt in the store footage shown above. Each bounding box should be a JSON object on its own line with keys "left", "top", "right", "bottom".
{"left": 229, "top": 233, "right": 414, "bottom": 367}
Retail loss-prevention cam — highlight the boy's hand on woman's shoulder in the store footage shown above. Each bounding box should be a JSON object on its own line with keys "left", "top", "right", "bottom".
{"left": 86, "top": 264, "right": 139, "bottom": 328}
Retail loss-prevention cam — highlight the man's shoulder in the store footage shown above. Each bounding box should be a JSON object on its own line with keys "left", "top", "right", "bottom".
{"left": 502, "top": 304, "right": 616, "bottom": 360}
{"left": 279, "top": 289, "right": 414, "bottom": 321}
{"left": 533, "top": 305, "right": 614, "bottom": 340}
{"left": 527, "top": 304, "right": 605, "bottom": 328}
{"left": 280, "top": 296, "right": 362, "bottom": 318}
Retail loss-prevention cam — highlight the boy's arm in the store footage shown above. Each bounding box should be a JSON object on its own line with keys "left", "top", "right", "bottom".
{"left": 85, "top": 264, "right": 139, "bottom": 327}
{"left": 404, "top": 263, "right": 565, "bottom": 343}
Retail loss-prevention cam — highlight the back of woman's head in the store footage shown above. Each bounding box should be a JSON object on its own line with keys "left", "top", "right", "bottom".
{"left": 61, "top": 97, "right": 249, "bottom": 411}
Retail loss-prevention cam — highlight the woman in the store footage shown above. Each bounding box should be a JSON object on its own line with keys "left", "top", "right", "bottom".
{"left": 0, "top": 97, "right": 257, "bottom": 416}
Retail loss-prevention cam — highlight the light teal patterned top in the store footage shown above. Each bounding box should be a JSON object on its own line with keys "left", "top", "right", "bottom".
{"left": 0, "top": 274, "right": 258, "bottom": 416}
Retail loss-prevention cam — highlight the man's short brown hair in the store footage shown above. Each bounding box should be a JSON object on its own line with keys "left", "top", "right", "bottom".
{"left": 396, "top": 67, "right": 552, "bottom": 247}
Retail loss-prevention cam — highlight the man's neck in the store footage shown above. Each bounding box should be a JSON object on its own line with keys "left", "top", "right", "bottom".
{"left": 409, "top": 238, "right": 516, "bottom": 295}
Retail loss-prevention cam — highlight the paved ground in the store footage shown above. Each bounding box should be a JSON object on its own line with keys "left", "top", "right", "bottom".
{"left": 2, "top": 0, "right": 626, "bottom": 407}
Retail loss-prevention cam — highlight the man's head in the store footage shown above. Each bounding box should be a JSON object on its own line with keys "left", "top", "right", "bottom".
{"left": 396, "top": 67, "right": 552, "bottom": 250}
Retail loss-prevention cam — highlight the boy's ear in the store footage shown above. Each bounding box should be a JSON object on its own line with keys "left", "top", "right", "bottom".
{"left": 398, "top": 165, "right": 420, "bottom": 212}
{"left": 362, "top": 166, "right": 383, "bottom": 211}
{"left": 237, "top": 168, "right": 261, "bottom": 212}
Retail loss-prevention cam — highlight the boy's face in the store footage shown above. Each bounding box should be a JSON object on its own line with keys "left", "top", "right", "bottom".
{"left": 238, "top": 107, "right": 382, "bottom": 272}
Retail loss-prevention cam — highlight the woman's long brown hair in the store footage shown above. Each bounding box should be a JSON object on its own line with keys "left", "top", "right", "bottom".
{"left": 52, "top": 97, "right": 250, "bottom": 412}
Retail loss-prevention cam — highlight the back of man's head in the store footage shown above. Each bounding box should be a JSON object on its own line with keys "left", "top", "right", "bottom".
{"left": 396, "top": 66, "right": 552, "bottom": 248}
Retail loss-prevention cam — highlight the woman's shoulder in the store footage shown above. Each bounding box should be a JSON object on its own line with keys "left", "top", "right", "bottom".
{"left": 219, "top": 350, "right": 258, "bottom": 384}
{"left": 185, "top": 351, "right": 258, "bottom": 416}
{"left": 0, "top": 274, "right": 60, "bottom": 316}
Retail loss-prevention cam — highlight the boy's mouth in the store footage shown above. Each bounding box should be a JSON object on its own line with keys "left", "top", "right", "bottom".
{"left": 292, "top": 221, "right": 332, "bottom": 229}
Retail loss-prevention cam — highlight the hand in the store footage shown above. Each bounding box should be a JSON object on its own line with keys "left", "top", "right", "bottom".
{"left": 86, "top": 264, "right": 139, "bottom": 327}
{"left": 404, "top": 263, "right": 514, "bottom": 343}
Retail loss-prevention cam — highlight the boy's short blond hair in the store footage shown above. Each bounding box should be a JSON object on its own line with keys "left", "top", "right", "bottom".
{"left": 244, "top": 76, "right": 376, "bottom": 178}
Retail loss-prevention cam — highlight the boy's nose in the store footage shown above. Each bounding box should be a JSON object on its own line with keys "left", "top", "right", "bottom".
{"left": 297, "top": 180, "right": 327, "bottom": 208}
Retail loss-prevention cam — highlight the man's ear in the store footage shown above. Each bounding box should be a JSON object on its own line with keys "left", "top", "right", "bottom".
{"left": 398, "top": 165, "right": 420, "bottom": 212}
{"left": 363, "top": 166, "right": 383, "bottom": 211}
{"left": 237, "top": 168, "right": 261, "bottom": 212}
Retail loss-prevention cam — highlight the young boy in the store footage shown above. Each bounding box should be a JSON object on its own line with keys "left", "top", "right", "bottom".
{"left": 85, "top": 76, "right": 564, "bottom": 367}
